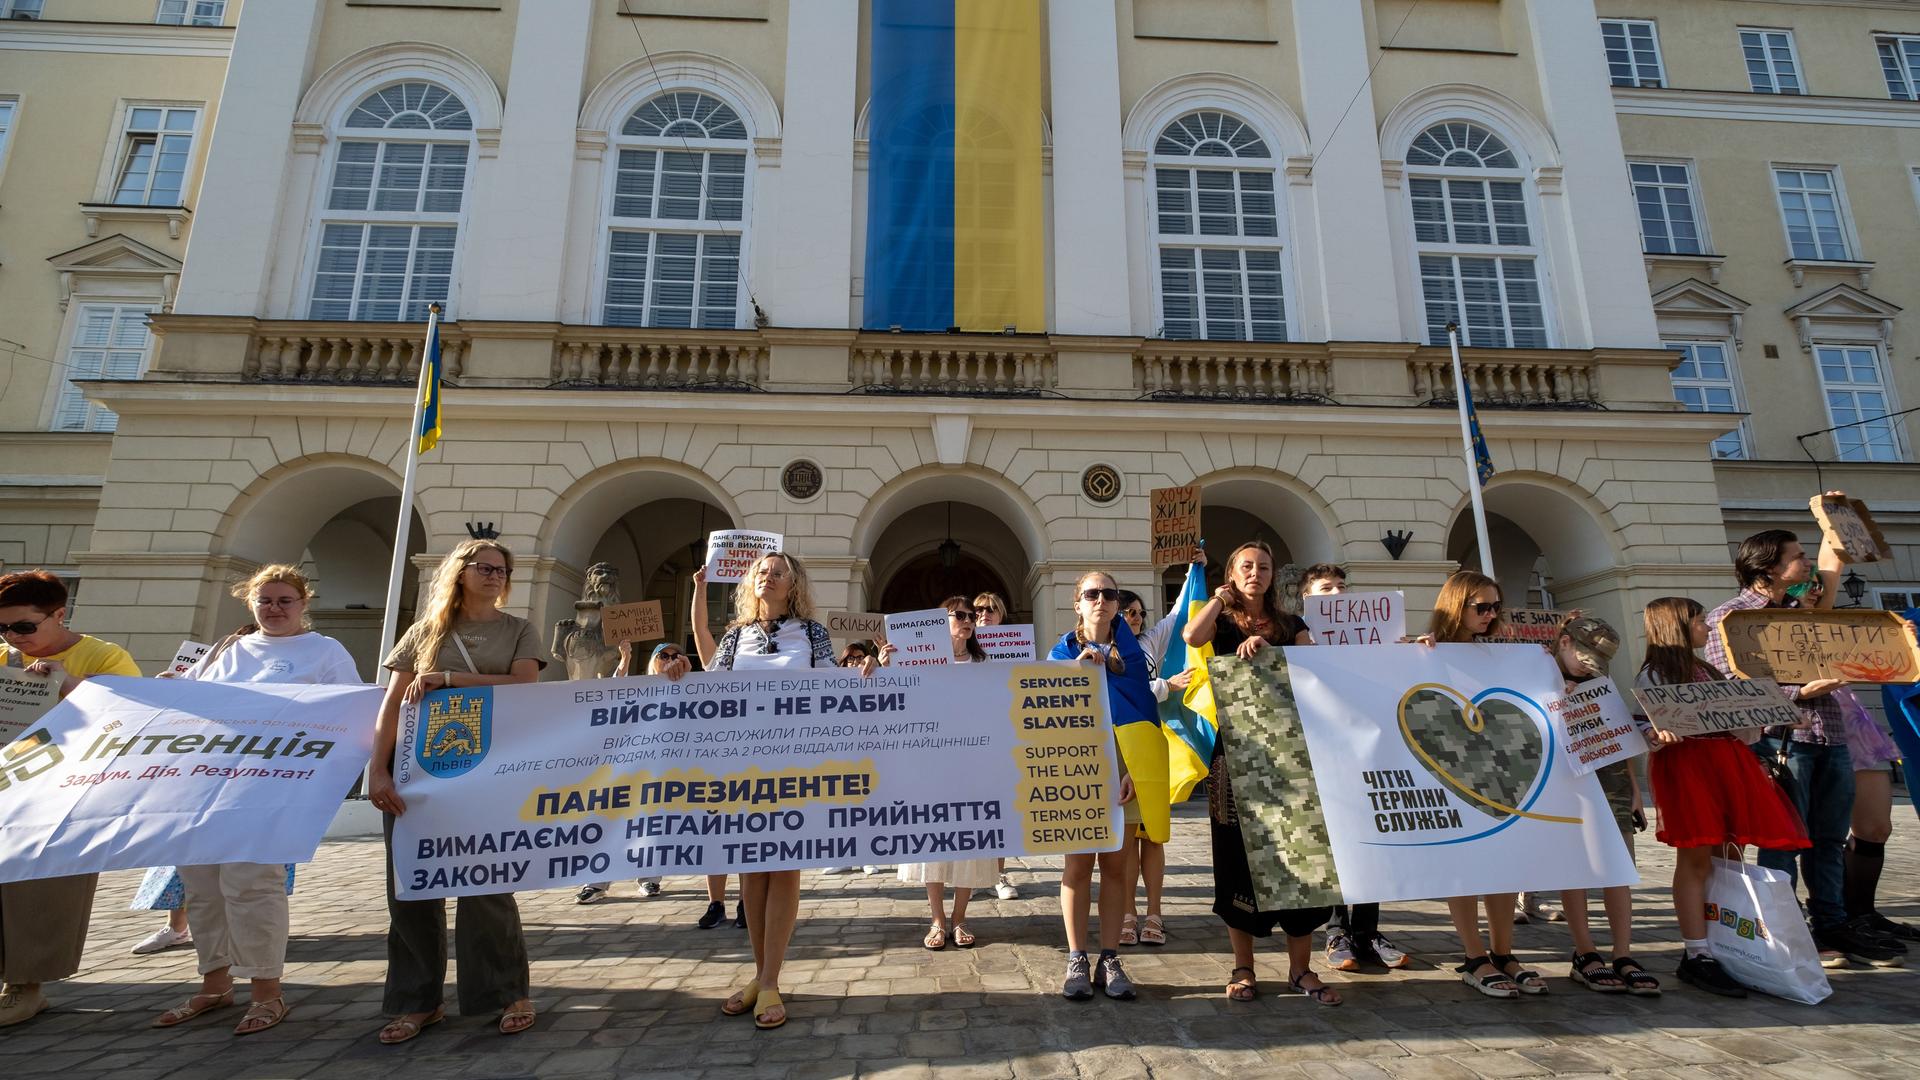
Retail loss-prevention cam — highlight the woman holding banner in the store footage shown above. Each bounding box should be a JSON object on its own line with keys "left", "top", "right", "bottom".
{"left": 1182, "top": 543, "right": 1339, "bottom": 1006}
{"left": 0, "top": 570, "right": 142, "bottom": 1028}
{"left": 1048, "top": 571, "right": 1156, "bottom": 1001}
{"left": 151, "top": 565, "right": 361, "bottom": 1035}
{"left": 1115, "top": 589, "right": 1191, "bottom": 949}
{"left": 366, "top": 540, "right": 545, "bottom": 1044}
{"left": 973, "top": 592, "right": 1022, "bottom": 901}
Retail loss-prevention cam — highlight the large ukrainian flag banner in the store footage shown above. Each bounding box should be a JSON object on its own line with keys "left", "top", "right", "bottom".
{"left": 863, "top": 0, "right": 1044, "bottom": 333}
{"left": 1159, "top": 562, "right": 1217, "bottom": 804}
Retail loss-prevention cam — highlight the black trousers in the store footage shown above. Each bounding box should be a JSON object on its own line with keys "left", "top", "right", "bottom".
{"left": 1330, "top": 904, "right": 1380, "bottom": 938}
{"left": 382, "top": 812, "right": 530, "bottom": 1015}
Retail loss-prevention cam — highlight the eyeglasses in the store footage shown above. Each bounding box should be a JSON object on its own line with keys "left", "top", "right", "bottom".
{"left": 0, "top": 614, "right": 51, "bottom": 636}
{"left": 1122, "top": 608, "right": 1145, "bottom": 620}
{"left": 1471, "top": 601, "right": 1503, "bottom": 616}
{"left": 1080, "top": 588, "right": 1120, "bottom": 602}
{"left": 840, "top": 656, "right": 866, "bottom": 666}
{"left": 949, "top": 611, "right": 977, "bottom": 622}
{"left": 656, "top": 650, "right": 684, "bottom": 662}
{"left": 253, "top": 597, "right": 303, "bottom": 609}
{"left": 466, "top": 562, "right": 510, "bottom": 580}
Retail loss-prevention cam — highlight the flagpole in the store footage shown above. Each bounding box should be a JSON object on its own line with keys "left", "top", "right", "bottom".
{"left": 377, "top": 304, "right": 439, "bottom": 672}
{"left": 1447, "top": 323, "right": 1496, "bottom": 579}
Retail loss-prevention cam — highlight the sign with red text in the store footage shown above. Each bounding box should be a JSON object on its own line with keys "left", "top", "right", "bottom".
{"left": 1149, "top": 485, "right": 1202, "bottom": 569}
{"left": 1484, "top": 609, "right": 1566, "bottom": 645}
{"left": 164, "top": 640, "right": 212, "bottom": 678}
{"left": 1719, "top": 609, "right": 1920, "bottom": 684}
{"left": 1632, "top": 678, "right": 1801, "bottom": 737}
{"left": 885, "top": 608, "right": 952, "bottom": 667}
{"left": 703, "top": 530, "right": 784, "bottom": 584}
{"left": 1301, "top": 590, "right": 1405, "bottom": 647}
{"left": 976, "top": 624, "right": 1036, "bottom": 662}
{"left": 601, "top": 601, "right": 665, "bottom": 646}
{"left": 1550, "top": 677, "right": 1647, "bottom": 776}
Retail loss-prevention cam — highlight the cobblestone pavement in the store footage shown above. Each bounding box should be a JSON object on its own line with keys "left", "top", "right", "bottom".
{"left": 5, "top": 803, "right": 1920, "bottom": 1079}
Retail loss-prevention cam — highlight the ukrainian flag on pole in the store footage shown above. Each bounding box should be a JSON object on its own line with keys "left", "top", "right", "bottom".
{"left": 416, "top": 305, "right": 443, "bottom": 454}
{"left": 1159, "top": 562, "right": 1217, "bottom": 804}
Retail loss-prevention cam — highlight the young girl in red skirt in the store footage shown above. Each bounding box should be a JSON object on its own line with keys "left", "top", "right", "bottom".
{"left": 1635, "top": 596, "right": 1809, "bottom": 997}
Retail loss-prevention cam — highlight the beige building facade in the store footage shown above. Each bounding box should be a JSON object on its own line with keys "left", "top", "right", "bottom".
{"left": 0, "top": 0, "right": 1912, "bottom": 685}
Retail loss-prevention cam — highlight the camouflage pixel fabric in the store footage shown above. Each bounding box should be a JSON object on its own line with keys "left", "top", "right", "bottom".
{"left": 1399, "top": 688, "right": 1544, "bottom": 819}
{"left": 1207, "top": 651, "right": 1343, "bottom": 910}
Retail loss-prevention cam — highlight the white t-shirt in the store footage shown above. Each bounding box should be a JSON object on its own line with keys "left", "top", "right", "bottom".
{"left": 186, "top": 631, "right": 364, "bottom": 686}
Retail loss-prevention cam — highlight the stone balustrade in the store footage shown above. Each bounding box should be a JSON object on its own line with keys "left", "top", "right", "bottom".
{"left": 849, "top": 336, "right": 1057, "bottom": 395}
{"left": 1133, "top": 343, "right": 1334, "bottom": 401}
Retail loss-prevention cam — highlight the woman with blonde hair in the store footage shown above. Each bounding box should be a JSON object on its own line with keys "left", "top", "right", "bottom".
{"left": 366, "top": 540, "right": 545, "bottom": 1044}
{"left": 151, "top": 565, "right": 361, "bottom": 1035}
{"left": 972, "top": 591, "right": 1021, "bottom": 899}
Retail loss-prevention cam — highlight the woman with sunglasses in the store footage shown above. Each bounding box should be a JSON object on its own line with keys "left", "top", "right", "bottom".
{"left": 151, "top": 564, "right": 361, "bottom": 1036}
{"left": 0, "top": 570, "right": 141, "bottom": 1028}
{"left": 573, "top": 643, "right": 699, "bottom": 908}
{"left": 973, "top": 592, "right": 1023, "bottom": 899}
{"left": 1181, "top": 542, "right": 1338, "bottom": 1006}
{"left": 366, "top": 540, "right": 545, "bottom": 1044}
{"left": 1046, "top": 571, "right": 1155, "bottom": 1001}
{"left": 898, "top": 597, "right": 999, "bottom": 950}
{"left": 1115, "top": 586, "right": 1196, "bottom": 949}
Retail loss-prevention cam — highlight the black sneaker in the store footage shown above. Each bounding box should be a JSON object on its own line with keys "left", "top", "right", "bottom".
{"left": 1094, "top": 952, "right": 1136, "bottom": 1000}
{"left": 1816, "top": 921, "right": 1905, "bottom": 967}
{"left": 1061, "top": 953, "right": 1093, "bottom": 1000}
{"left": 1867, "top": 912, "right": 1920, "bottom": 943}
{"left": 1675, "top": 954, "right": 1747, "bottom": 998}
{"left": 696, "top": 900, "right": 725, "bottom": 929}
{"left": 734, "top": 901, "right": 747, "bottom": 929}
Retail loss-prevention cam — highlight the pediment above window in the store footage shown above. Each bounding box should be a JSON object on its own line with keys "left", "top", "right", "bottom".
{"left": 1652, "top": 277, "right": 1750, "bottom": 343}
{"left": 1783, "top": 282, "right": 1901, "bottom": 352}
{"left": 45, "top": 233, "right": 183, "bottom": 311}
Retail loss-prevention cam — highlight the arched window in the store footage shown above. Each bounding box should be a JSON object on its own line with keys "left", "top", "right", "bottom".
{"left": 1150, "top": 111, "right": 1285, "bottom": 342}
{"left": 1404, "top": 121, "right": 1547, "bottom": 348}
{"left": 601, "top": 90, "right": 749, "bottom": 328}
{"left": 308, "top": 81, "right": 473, "bottom": 321}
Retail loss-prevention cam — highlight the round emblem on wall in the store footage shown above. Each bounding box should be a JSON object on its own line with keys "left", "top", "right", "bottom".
{"left": 782, "top": 459, "right": 823, "bottom": 501}
{"left": 1081, "top": 464, "right": 1122, "bottom": 505}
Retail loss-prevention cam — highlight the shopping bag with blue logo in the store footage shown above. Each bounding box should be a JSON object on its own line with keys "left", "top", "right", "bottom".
{"left": 1706, "top": 854, "right": 1831, "bottom": 1004}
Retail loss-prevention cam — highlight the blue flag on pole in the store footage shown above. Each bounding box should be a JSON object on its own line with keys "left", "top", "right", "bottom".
{"left": 1465, "top": 383, "right": 1495, "bottom": 484}
{"left": 416, "top": 313, "right": 442, "bottom": 455}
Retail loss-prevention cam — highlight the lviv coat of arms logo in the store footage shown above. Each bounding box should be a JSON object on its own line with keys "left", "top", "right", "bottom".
{"left": 416, "top": 688, "right": 491, "bottom": 778}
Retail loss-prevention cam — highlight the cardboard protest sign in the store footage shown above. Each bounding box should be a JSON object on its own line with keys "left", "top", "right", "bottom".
{"left": 1718, "top": 609, "right": 1920, "bottom": 684}
{"left": 601, "top": 601, "right": 664, "bottom": 646}
{"left": 164, "top": 640, "right": 211, "bottom": 678}
{"left": 1484, "top": 609, "right": 1566, "bottom": 645}
{"left": 1810, "top": 495, "right": 1893, "bottom": 564}
{"left": 0, "top": 667, "right": 60, "bottom": 745}
{"left": 1550, "top": 677, "right": 1647, "bottom": 775}
{"left": 885, "top": 608, "right": 952, "bottom": 667}
{"left": 1149, "top": 485, "right": 1202, "bottom": 569}
{"left": 976, "top": 624, "right": 1036, "bottom": 662}
{"left": 1301, "top": 590, "right": 1406, "bottom": 646}
{"left": 826, "top": 611, "right": 888, "bottom": 642}
{"left": 703, "top": 530, "right": 783, "bottom": 583}
{"left": 1632, "top": 678, "right": 1801, "bottom": 737}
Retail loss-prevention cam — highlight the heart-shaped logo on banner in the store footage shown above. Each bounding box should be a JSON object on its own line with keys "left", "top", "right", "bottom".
{"left": 1397, "top": 684, "right": 1547, "bottom": 822}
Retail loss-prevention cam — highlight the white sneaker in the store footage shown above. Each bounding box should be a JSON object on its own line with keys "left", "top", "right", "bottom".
{"left": 819, "top": 866, "right": 854, "bottom": 875}
{"left": 637, "top": 879, "right": 661, "bottom": 897}
{"left": 1326, "top": 931, "right": 1359, "bottom": 971}
{"left": 1368, "top": 934, "right": 1411, "bottom": 969}
{"left": 994, "top": 874, "right": 1019, "bottom": 900}
{"left": 131, "top": 926, "right": 192, "bottom": 955}
{"left": 862, "top": 865, "right": 883, "bottom": 875}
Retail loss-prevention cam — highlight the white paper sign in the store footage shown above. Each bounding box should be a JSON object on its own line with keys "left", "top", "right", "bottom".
{"left": 0, "top": 668, "right": 60, "bottom": 746}
{"left": 165, "top": 639, "right": 212, "bottom": 678}
{"left": 1300, "top": 590, "right": 1406, "bottom": 647}
{"left": 1550, "top": 677, "right": 1648, "bottom": 776}
{"left": 703, "top": 530, "right": 784, "bottom": 583}
{"left": 885, "top": 608, "right": 953, "bottom": 667}
{"left": 976, "top": 624, "right": 1037, "bottom": 663}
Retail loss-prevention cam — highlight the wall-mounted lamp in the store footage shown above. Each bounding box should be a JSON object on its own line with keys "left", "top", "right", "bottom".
{"left": 1381, "top": 529, "right": 1412, "bottom": 561}
{"left": 465, "top": 521, "right": 499, "bottom": 540}
{"left": 1842, "top": 569, "right": 1867, "bottom": 607}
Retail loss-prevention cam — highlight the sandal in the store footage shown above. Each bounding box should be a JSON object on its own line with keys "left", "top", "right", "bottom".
{"left": 1491, "top": 952, "right": 1548, "bottom": 995}
{"left": 1569, "top": 951, "right": 1626, "bottom": 993}
{"left": 720, "top": 981, "right": 760, "bottom": 1017}
{"left": 1225, "top": 966, "right": 1257, "bottom": 1002}
{"left": 1118, "top": 913, "right": 1138, "bottom": 946}
{"left": 153, "top": 989, "right": 236, "bottom": 1028}
{"left": 1139, "top": 914, "right": 1166, "bottom": 946}
{"left": 376, "top": 1007, "right": 444, "bottom": 1045}
{"left": 1612, "top": 956, "right": 1662, "bottom": 997}
{"left": 923, "top": 925, "right": 947, "bottom": 950}
{"left": 1456, "top": 955, "right": 1519, "bottom": 1000}
{"left": 497, "top": 999, "right": 535, "bottom": 1035}
{"left": 234, "top": 997, "right": 289, "bottom": 1036}
{"left": 952, "top": 924, "right": 976, "bottom": 948}
{"left": 754, "top": 989, "right": 786, "bottom": 1030}
{"left": 1290, "top": 971, "right": 1343, "bottom": 1007}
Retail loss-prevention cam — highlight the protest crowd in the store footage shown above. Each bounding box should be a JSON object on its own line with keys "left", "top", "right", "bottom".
{"left": 2, "top": 491, "right": 1918, "bottom": 1044}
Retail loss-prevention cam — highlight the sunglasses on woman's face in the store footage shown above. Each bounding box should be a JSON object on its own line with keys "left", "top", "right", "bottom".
{"left": 657, "top": 650, "right": 683, "bottom": 662}
{"left": 1080, "top": 588, "right": 1120, "bottom": 602}
{"left": 1471, "top": 601, "right": 1503, "bottom": 616}
{"left": 949, "top": 610, "right": 977, "bottom": 622}
{"left": 0, "top": 614, "right": 52, "bottom": 636}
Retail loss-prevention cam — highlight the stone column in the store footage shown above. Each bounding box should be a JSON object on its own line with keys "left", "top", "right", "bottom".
{"left": 1048, "top": 0, "right": 1132, "bottom": 337}
{"left": 761, "top": 0, "right": 858, "bottom": 329}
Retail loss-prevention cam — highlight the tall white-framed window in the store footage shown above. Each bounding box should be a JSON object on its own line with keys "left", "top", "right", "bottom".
{"left": 1405, "top": 121, "right": 1548, "bottom": 349}
{"left": 110, "top": 106, "right": 198, "bottom": 207}
{"left": 1880, "top": 36, "right": 1920, "bottom": 99}
{"left": 1772, "top": 167, "right": 1853, "bottom": 261}
{"left": 155, "top": 0, "right": 224, "bottom": 25}
{"left": 1, "top": 1, "right": 45, "bottom": 19}
{"left": 1815, "top": 344, "right": 1904, "bottom": 462}
{"left": 1629, "top": 161, "right": 1705, "bottom": 255}
{"left": 1600, "top": 19, "right": 1665, "bottom": 88}
{"left": 1874, "top": 587, "right": 1920, "bottom": 613}
{"left": 0, "top": 98, "right": 16, "bottom": 183}
{"left": 1740, "top": 28, "right": 1804, "bottom": 94}
{"left": 53, "top": 304, "right": 155, "bottom": 432}
{"left": 600, "top": 90, "right": 749, "bottom": 329}
{"left": 1150, "top": 110, "right": 1286, "bottom": 342}
{"left": 309, "top": 81, "right": 472, "bottom": 321}
{"left": 1664, "top": 340, "right": 1748, "bottom": 459}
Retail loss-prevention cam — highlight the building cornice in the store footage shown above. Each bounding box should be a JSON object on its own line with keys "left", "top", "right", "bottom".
{"left": 0, "top": 20, "right": 233, "bottom": 59}
{"left": 1613, "top": 86, "right": 1920, "bottom": 128}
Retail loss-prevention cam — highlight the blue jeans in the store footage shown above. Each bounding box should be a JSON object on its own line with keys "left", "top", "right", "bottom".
{"left": 1753, "top": 737, "right": 1854, "bottom": 931}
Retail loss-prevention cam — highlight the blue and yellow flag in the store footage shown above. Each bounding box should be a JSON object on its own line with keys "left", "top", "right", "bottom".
{"left": 1158, "top": 562, "right": 1217, "bottom": 804}
{"left": 1465, "top": 383, "right": 1495, "bottom": 485}
{"left": 416, "top": 310, "right": 443, "bottom": 455}
{"left": 863, "top": 0, "right": 1044, "bottom": 333}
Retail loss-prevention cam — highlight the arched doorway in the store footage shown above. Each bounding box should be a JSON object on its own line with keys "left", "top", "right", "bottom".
{"left": 1446, "top": 477, "right": 1628, "bottom": 663}
{"left": 1163, "top": 473, "right": 1338, "bottom": 615}
{"left": 878, "top": 550, "right": 1011, "bottom": 614}
{"left": 584, "top": 497, "right": 736, "bottom": 660}
{"left": 868, "top": 500, "right": 1030, "bottom": 622}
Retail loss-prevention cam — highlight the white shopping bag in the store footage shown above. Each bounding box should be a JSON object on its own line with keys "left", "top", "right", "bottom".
{"left": 1706, "top": 856, "right": 1831, "bottom": 1004}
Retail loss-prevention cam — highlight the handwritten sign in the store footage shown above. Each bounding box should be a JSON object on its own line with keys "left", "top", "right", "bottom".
{"left": 1632, "top": 678, "right": 1802, "bottom": 737}
{"left": 1810, "top": 495, "right": 1892, "bottom": 564}
{"left": 1719, "top": 609, "right": 1920, "bottom": 685}
{"left": 1150, "top": 485, "right": 1202, "bottom": 569}
{"left": 976, "top": 624, "right": 1036, "bottom": 662}
{"left": 164, "top": 640, "right": 212, "bottom": 678}
{"left": 1301, "top": 590, "right": 1405, "bottom": 646}
{"left": 0, "top": 667, "right": 60, "bottom": 745}
{"left": 826, "top": 611, "right": 887, "bottom": 642}
{"left": 1484, "top": 609, "right": 1566, "bottom": 645}
{"left": 1550, "top": 677, "right": 1647, "bottom": 775}
{"left": 885, "top": 608, "right": 952, "bottom": 667}
{"left": 703, "top": 530, "right": 784, "bottom": 584}
{"left": 601, "top": 601, "right": 664, "bottom": 646}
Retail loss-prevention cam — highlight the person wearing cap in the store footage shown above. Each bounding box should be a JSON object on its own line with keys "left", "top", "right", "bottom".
{"left": 1551, "top": 616, "right": 1659, "bottom": 996}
